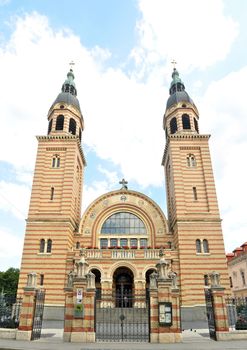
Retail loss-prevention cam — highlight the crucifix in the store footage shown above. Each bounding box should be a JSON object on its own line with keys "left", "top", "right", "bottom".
{"left": 119, "top": 178, "right": 128, "bottom": 190}
{"left": 69, "top": 60, "right": 75, "bottom": 70}
{"left": 171, "top": 59, "right": 177, "bottom": 69}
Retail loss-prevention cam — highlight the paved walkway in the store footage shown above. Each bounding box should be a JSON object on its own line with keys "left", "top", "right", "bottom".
{"left": 1, "top": 329, "right": 247, "bottom": 350}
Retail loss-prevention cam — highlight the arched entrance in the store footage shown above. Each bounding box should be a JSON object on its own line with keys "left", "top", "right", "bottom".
{"left": 113, "top": 267, "right": 133, "bottom": 307}
{"left": 91, "top": 268, "right": 101, "bottom": 299}
{"left": 145, "top": 268, "right": 156, "bottom": 299}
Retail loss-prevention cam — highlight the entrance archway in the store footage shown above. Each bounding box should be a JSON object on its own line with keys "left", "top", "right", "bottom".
{"left": 91, "top": 268, "right": 101, "bottom": 299}
{"left": 113, "top": 267, "right": 134, "bottom": 307}
{"left": 145, "top": 268, "right": 156, "bottom": 299}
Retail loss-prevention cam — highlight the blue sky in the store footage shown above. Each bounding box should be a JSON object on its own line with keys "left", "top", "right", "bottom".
{"left": 0, "top": 0, "right": 246, "bottom": 270}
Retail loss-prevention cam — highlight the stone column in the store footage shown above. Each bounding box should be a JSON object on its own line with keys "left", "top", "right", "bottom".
{"left": 16, "top": 272, "right": 37, "bottom": 340}
{"left": 151, "top": 251, "right": 181, "bottom": 343}
{"left": 209, "top": 271, "right": 229, "bottom": 340}
{"left": 149, "top": 272, "right": 159, "bottom": 343}
{"left": 66, "top": 251, "right": 96, "bottom": 343}
{"left": 63, "top": 287, "right": 74, "bottom": 342}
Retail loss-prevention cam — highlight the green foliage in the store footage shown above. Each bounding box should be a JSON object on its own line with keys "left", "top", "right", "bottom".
{"left": 0, "top": 268, "right": 20, "bottom": 297}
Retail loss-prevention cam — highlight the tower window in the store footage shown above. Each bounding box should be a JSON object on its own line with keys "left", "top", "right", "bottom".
{"left": 56, "top": 115, "right": 64, "bottom": 130}
{"left": 79, "top": 128, "right": 82, "bottom": 142}
{"left": 50, "top": 187, "right": 54, "bottom": 200}
{"left": 52, "top": 155, "right": 60, "bottom": 168}
{"left": 194, "top": 118, "right": 199, "bottom": 133}
{"left": 196, "top": 239, "right": 201, "bottom": 253}
{"left": 204, "top": 274, "right": 209, "bottom": 286}
{"left": 241, "top": 271, "right": 246, "bottom": 285}
{"left": 48, "top": 119, "right": 52, "bottom": 134}
{"left": 39, "top": 239, "right": 45, "bottom": 253}
{"left": 193, "top": 187, "right": 198, "bottom": 200}
{"left": 47, "top": 239, "right": 52, "bottom": 253}
{"left": 40, "top": 274, "right": 44, "bottom": 286}
{"left": 229, "top": 276, "right": 233, "bottom": 288}
{"left": 76, "top": 242, "right": 80, "bottom": 249}
{"left": 187, "top": 154, "right": 196, "bottom": 167}
{"left": 170, "top": 117, "right": 177, "bottom": 134}
{"left": 182, "top": 114, "right": 191, "bottom": 129}
{"left": 203, "top": 239, "right": 209, "bottom": 253}
{"left": 69, "top": 118, "right": 76, "bottom": 135}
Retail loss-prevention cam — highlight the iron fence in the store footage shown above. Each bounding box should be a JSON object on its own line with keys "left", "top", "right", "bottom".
{"left": 0, "top": 294, "right": 22, "bottom": 328}
{"left": 226, "top": 296, "right": 247, "bottom": 330}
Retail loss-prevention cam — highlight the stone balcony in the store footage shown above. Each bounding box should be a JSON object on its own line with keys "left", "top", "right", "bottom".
{"left": 83, "top": 248, "right": 166, "bottom": 260}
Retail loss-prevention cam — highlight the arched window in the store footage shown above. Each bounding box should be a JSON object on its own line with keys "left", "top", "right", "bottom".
{"left": 52, "top": 155, "right": 60, "bottom": 168}
{"left": 40, "top": 274, "right": 44, "bottom": 286}
{"left": 50, "top": 187, "right": 54, "bottom": 200}
{"left": 39, "top": 239, "right": 45, "bottom": 253}
{"left": 47, "top": 239, "right": 52, "bottom": 253}
{"left": 48, "top": 119, "right": 52, "bottom": 134}
{"left": 170, "top": 117, "right": 177, "bottom": 134}
{"left": 203, "top": 239, "right": 209, "bottom": 253}
{"left": 182, "top": 114, "right": 191, "bottom": 129}
{"left": 69, "top": 118, "right": 76, "bottom": 135}
{"left": 194, "top": 118, "right": 199, "bottom": 133}
{"left": 193, "top": 187, "right": 198, "bottom": 200}
{"left": 204, "top": 274, "right": 209, "bottom": 286}
{"left": 76, "top": 242, "right": 80, "bottom": 249}
{"left": 56, "top": 115, "right": 64, "bottom": 130}
{"left": 196, "top": 239, "right": 201, "bottom": 253}
{"left": 101, "top": 212, "right": 146, "bottom": 234}
{"left": 187, "top": 154, "right": 196, "bottom": 167}
{"left": 79, "top": 128, "right": 82, "bottom": 142}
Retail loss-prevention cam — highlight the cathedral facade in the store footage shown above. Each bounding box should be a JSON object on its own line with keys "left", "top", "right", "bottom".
{"left": 17, "top": 67, "right": 229, "bottom": 324}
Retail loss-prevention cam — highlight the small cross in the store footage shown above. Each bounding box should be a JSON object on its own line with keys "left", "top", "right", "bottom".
{"left": 119, "top": 178, "right": 128, "bottom": 190}
{"left": 69, "top": 61, "right": 75, "bottom": 70}
{"left": 171, "top": 59, "right": 177, "bottom": 69}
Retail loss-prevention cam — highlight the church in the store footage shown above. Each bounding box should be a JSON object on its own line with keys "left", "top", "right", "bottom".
{"left": 17, "top": 66, "right": 229, "bottom": 334}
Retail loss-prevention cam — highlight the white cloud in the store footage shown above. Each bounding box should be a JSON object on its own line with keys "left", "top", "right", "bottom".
{"left": 199, "top": 67, "right": 247, "bottom": 252}
{"left": 0, "top": 181, "right": 30, "bottom": 220}
{"left": 0, "top": 227, "right": 23, "bottom": 270}
{"left": 132, "top": 0, "right": 238, "bottom": 75}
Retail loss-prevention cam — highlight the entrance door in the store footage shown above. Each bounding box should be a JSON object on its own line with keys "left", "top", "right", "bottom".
{"left": 205, "top": 288, "right": 217, "bottom": 340}
{"left": 95, "top": 294, "right": 149, "bottom": 342}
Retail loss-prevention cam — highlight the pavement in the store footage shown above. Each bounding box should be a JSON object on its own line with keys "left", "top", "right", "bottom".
{"left": 1, "top": 322, "right": 247, "bottom": 350}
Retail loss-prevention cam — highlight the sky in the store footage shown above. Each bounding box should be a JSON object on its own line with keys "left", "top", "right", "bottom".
{"left": 0, "top": 0, "right": 246, "bottom": 270}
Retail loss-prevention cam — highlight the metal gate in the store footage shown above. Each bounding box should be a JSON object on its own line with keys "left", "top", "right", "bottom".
{"left": 204, "top": 288, "right": 216, "bottom": 340}
{"left": 31, "top": 290, "right": 45, "bottom": 340}
{"left": 95, "top": 293, "right": 150, "bottom": 342}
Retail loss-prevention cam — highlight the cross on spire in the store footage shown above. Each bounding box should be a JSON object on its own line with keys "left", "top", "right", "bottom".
{"left": 69, "top": 61, "right": 75, "bottom": 70}
{"left": 171, "top": 59, "right": 177, "bottom": 70}
{"left": 119, "top": 178, "right": 128, "bottom": 190}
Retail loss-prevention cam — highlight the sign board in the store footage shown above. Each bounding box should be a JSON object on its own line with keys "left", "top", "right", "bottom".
{"left": 158, "top": 302, "right": 172, "bottom": 326}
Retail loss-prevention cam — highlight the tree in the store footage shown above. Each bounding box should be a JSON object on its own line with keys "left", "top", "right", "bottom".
{"left": 0, "top": 268, "right": 20, "bottom": 297}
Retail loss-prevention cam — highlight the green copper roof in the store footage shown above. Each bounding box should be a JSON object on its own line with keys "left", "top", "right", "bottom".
{"left": 61, "top": 69, "right": 77, "bottom": 96}
{"left": 166, "top": 68, "right": 195, "bottom": 110}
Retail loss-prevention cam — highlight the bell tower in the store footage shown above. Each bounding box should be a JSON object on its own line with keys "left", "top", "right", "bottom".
{"left": 18, "top": 68, "right": 86, "bottom": 319}
{"left": 162, "top": 68, "right": 229, "bottom": 321}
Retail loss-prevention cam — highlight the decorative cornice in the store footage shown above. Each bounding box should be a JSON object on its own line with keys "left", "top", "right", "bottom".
{"left": 36, "top": 135, "right": 86, "bottom": 166}
{"left": 162, "top": 134, "right": 211, "bottom": 165}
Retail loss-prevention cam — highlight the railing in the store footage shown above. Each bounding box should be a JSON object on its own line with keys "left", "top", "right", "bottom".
{"left": 226, "top": 296, "right": 247, "bottom": 330}
{"left": 0, "top": 294, "right": 22, "bottom": 329}
{"left": 84, "top": 248, "right": 161, "bottom": 260}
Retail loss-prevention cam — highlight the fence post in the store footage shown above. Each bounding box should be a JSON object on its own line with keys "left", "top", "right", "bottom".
{"left": 209, "top": 271, "right": 229, "bottom": 340}
{"left": 16, "top": 272, "right": 37, "bottom": 340}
